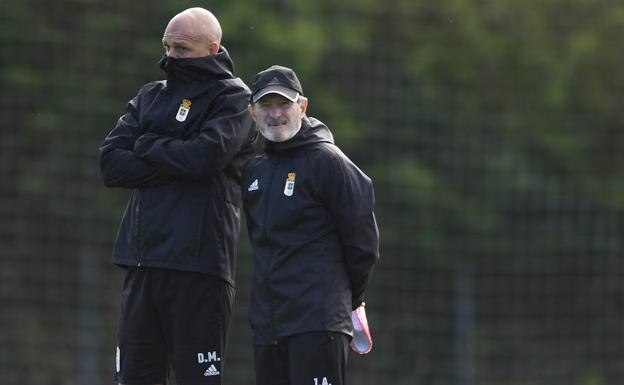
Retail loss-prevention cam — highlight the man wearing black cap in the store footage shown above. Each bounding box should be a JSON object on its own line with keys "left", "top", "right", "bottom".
{"left": 242, "top": 65, "right": 380, "bottom": 385}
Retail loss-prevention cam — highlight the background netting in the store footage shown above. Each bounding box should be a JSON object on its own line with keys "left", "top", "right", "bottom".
{"left": 2, "top": 1, "right": 624, "bottom": 384}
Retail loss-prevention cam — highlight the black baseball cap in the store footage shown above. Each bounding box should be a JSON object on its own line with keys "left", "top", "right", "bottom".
{"left": 250, "top": 65, "right": 304, "bottom": 103}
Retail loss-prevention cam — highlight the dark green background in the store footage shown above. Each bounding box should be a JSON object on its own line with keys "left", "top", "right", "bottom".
{"left": 1, "top": 1, "right": 623, "bottom": 384}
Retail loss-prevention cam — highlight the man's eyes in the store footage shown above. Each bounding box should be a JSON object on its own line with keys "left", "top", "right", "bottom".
{"left": 163, "top": 44, "right": 188, "bottom": 52}
{"left": 260, "top": 102, "right": 291, "bottom": 108}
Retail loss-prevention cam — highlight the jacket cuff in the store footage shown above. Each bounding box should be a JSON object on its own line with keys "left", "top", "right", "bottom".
{"left": 352, "top": 296, "right": 364, "bottom": 311}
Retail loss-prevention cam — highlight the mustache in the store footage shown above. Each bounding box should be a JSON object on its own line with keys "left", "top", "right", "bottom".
{"left": 266, "top": 117, "right": 288, "bottom": 125}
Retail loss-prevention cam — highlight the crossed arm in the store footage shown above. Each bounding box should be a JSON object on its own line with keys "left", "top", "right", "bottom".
{"left": 100, "top": 88, "right": 253, "bottom": 188}
{"left": 99, "top": 95, "right": 171, "bottom": 188}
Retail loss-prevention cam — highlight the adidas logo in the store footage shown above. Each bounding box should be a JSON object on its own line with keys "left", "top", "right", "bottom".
{"left": 248, "top": 179, "right": 259, "bottom": 191}
{"left": 204, "top": 364, "right": 220, "bottom": 377}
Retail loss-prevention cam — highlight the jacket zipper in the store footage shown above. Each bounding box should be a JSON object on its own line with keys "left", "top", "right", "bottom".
{"left": 135, "top": 190, "right": 142, "bottom": 267}
{"left": 263, "top": 158, "right": 279, "bottom": 343}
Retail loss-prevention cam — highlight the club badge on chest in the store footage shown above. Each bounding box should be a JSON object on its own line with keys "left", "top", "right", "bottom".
{"left": 176, "top": 99, "right": 192, "bottom": 122}
{"left": 284, "top": 173, "right": 296, "bottom": 196}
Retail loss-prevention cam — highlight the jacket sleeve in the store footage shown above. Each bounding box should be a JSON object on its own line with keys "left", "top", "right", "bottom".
{"left": 321, "top": 150, "right": 380, "bottom": 310}
{"left": 133, "top": 85, "right": 255, "bottom": 179}
{"left": 99, "top": 91, "right": 171, "bottom": 188}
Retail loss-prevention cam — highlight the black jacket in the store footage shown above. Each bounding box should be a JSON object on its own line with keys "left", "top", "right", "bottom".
{"left": 100, "top": 47, "right": 256, "bottom": 285}
{"left": 242, "top": 117, "right": 379, "bottom": 344}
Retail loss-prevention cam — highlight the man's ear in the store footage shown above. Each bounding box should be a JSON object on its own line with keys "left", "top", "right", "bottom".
{"left": 299, "top": 97, "right": 308, "bottom": 115}
{"left": 247, "top": 104, "right": 257, "bottom": 121}
{"left": 208, "top": 42, "right": 220, "bottom": 55}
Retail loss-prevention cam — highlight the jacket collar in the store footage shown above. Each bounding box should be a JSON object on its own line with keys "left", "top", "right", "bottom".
{"left": 159, "top": 46, "right": 235, "bottom": 87}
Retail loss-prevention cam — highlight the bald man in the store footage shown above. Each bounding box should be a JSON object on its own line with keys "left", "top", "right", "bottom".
{"left": 100, "top": 7, "right": 256, "bottom": 385}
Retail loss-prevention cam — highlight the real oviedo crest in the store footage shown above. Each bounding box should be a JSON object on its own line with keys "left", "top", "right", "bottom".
{"left": 176, "top": 99, "right": 192, "bottom": 122}
{"left": 283, "top": 173, "right": 296, "bottom": 196}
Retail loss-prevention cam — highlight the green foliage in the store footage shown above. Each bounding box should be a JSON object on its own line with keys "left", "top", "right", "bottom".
{"left": 5, "top": 0, "right": 618, "bottom": 266}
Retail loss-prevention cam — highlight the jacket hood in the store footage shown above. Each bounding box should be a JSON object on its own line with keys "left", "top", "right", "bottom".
{"left": 264, "top": 116, "right": 334, "bottom": 154}
{"left": 159, "top": 46, "right": 235, "bottom": 86}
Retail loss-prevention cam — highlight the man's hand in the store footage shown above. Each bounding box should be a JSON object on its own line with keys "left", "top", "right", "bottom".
{"left": 350, "top": 303, "right": 373, "bottom": 354}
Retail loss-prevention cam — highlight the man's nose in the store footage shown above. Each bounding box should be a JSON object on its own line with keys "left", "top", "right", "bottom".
{"left": 268, "top": 106, "right": 282, "bottom": 117}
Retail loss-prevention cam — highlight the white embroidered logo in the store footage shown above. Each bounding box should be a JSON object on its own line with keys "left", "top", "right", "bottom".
{"left": 204, "top": 364, "right": 220, "bottom": 376}
{"left": 248, "top": 179, "right": 259, "bottom": 191}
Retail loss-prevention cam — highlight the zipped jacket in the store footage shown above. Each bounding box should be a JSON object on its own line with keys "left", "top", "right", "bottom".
{"left": 100, "top": 47, "right": 256, "bottom": 285}
{"left": 242, "top": 117, "right": 379, "bottom": 344}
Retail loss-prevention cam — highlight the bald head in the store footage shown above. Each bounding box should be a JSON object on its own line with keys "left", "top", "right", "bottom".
{"left": 162, "top": 7, "right": 222, "bottom": 58}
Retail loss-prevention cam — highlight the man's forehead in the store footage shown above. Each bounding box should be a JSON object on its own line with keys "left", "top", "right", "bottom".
{"left": 163, "top": 18, "right": 203, "bottom": 42}
{"left": 162, "top": 32, "right": 201, "bottom": 44}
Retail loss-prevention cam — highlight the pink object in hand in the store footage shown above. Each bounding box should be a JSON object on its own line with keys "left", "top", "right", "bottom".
{"left": 350, "top": 303, "right": 373, "bottom": 354}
